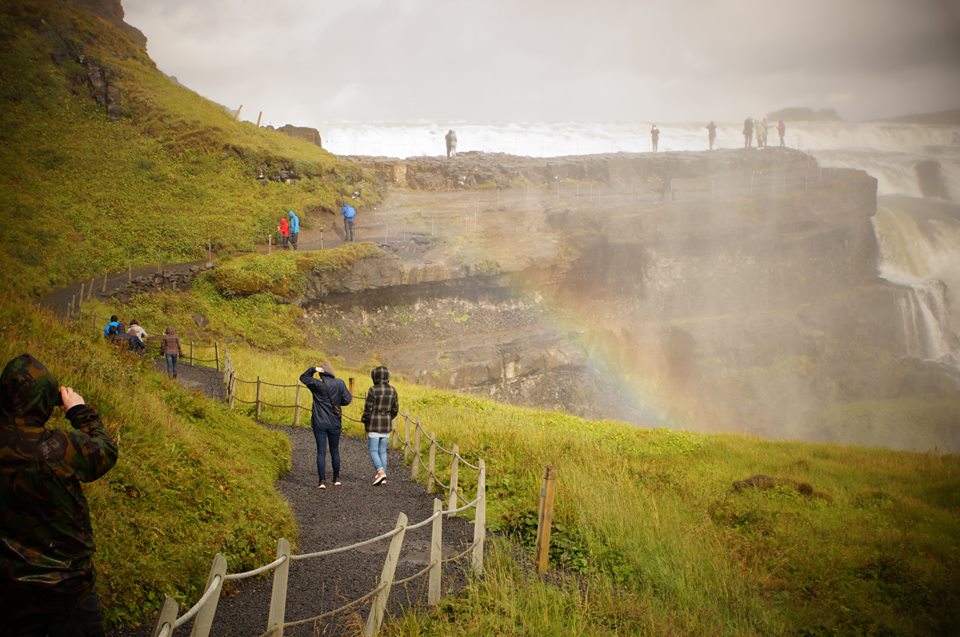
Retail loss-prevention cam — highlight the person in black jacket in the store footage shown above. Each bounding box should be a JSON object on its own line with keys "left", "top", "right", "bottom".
{"left": 300, "top": 363, "right": 352, "bottom": 489}
{"left": 361, "top": 366, "right": 399, "bottom": 485}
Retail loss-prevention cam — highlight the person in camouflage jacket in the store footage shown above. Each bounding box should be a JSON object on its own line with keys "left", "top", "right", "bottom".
{"left": 361, "top": 366, "right": 398, "bottom": 486}
{"left": 0, "top": 354, "right": 119, "bottom": 636}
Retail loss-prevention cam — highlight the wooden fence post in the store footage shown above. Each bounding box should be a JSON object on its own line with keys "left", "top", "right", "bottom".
{"left": 348, "top": 377, "right": 355, "bottom": 395}
{"left": 150, "top": 597, "right": 179, "bottom": 637}
{"left": 189, "top": 553, "right": 226, "bottom": 637}
{"left": 255, "top": 376, "right": 262, "bottom": 422}
{"left": 411, "top": 421, "right": 422, "bottom": 479}
{"left": 363, "top": 513, "right": 408, "bottom": 637}
{"left": 88, "top": 278, "right": 94, "bottom": 300}
{"left": 228, "top": 373, "right": 236, "bottom": 409}
{"left": 189, "top": 340, "right": 194, "bottom": 366}
{"left": 402, "top": 417, "right": 411, "bottom": 460}
{"left": 535, "top": 466, "right": 557, "bottom": 574}
{"left": 79, "top": 282, "right": 85, "bottom": 307}
{"left": 472, "top": 460, "right": 486, "bottom": 574}
{"left": 293, "top": 384, "right": 301, "bottom": 426}
{"left": 264, "top": 538, "right": 290, "bottom": 637}
{"left": 447, "top": 444, "right": 460, "bottom": 511}
{"left": 267, "top": 234, "right": 272, "bottom": 254}
{"left": 426, "top": 435, "right": 437, "bottom": 494}
{"left": 102, "top": 272, "right": 108, "bottom": 293}
{"left": 428, "top": 499, "right": 443, "bottom": 606}
{"left": 214, "top": 341, "right": 219, "bottom": 372}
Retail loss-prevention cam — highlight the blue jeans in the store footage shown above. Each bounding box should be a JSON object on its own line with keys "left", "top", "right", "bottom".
{"left": 165, "top": 354, "right": 178, "bottom": 377}
{"left": 312, "top": 427, "right": 341, "bottom": 482}
{"left": 368, "top": 435, "right": 388, "bottom": 473}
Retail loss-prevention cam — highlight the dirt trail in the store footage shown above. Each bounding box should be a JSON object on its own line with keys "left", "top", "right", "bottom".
{"left": 111, "top": 359, "right": 474, "bottom": 637}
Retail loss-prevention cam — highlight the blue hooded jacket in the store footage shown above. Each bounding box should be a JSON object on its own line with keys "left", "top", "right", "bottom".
{"left": 340, "top": 204, "right": 356, "bottom": 220}
{"left": 287, "top": 210, "right": 300, "bottom": 233}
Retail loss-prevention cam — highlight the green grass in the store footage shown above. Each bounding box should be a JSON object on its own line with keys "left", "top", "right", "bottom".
{"left": 0, "top": 298, "right": 296, "bottom": 628}
{"left": 115, "top": 280, "right": 960, "bottom": 636}
{"left": 0, "top": 1, "right": 380, "bottom": 297}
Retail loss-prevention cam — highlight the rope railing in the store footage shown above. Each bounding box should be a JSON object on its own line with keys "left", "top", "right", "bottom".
{"left": 151, "top": 346, "right": 488, "bottom": 637}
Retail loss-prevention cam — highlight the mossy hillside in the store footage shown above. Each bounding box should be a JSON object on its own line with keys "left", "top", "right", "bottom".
{"left": 0, "top": 297, "right": 296, "bottom": 627}
{"left": 0, "top": 1, "right": 379, "bottom": 297}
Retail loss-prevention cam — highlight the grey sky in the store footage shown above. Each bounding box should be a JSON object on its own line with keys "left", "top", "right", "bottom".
{"left": 122, "top": 0, "right": 960, "bottom": 127}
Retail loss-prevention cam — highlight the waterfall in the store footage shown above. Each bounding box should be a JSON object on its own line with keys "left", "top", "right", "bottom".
{"left": 873, "top": 200, "right": 960, "bottom": 367}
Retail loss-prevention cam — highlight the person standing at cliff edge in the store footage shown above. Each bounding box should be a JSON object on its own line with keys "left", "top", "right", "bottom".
{"left": 300, "top": 363, "right": 352, "bottom": 489}
{"left": 707, "top": 121, "right": 717, "bottom": 150}
{"left": 445, "top": 129, "right": 457, "bottom": 158}
{"left": 287, "top": 209, "right": 300, "bottom": 250}
{"left": 0, "top": 354, "right": 119, "bottom": 636}
{"left": 340, "top": 201, "right": 357, "bottom": 242}
{"left": 777, "top": 119, "right": 786, "bottom": 148}
{"left": 650, "top": 124, "right": 660, "bottom": 152}
{"left": 277, "top": 215, "right": 290, "bottom": 249}
{"left": 743, "top": 117, "right": 754, "bottom": 148}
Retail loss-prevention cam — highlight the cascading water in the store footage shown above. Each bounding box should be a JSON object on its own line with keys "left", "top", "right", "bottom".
{"left": 872, "top": 200, "right": 960, "bottom": 368}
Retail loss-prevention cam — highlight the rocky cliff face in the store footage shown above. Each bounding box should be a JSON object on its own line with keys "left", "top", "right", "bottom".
{"left": 73, "top": 0, "right": 146, "bottom": 49}
{"left": 307, "top": 149, "right": 959, "bottom": 451}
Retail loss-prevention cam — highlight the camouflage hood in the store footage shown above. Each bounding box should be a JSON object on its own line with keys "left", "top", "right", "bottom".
{"left": 0, "top": 354, "right": 60, "bottom": 428}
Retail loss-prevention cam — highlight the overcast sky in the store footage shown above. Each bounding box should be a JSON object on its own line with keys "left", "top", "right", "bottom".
{"left": 123, "top": 0, "right": 960, "bottom": 127}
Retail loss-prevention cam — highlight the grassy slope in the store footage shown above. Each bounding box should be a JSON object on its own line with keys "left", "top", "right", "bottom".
{"left": 0, "top": 0, "right": 378, "bottom": 297}
{"left": 112, "top": 264, "right": 960, "bottom": 636}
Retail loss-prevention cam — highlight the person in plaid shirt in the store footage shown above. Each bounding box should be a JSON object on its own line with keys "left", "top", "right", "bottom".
{"left": 361, "top": 366, "right": 398, "bottom": 485}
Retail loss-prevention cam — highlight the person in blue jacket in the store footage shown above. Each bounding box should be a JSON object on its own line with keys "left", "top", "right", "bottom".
{"left": 287, "top": 210, "right": 300, "bottom": 250}
{"left": 102, "top": 315, "right": 123, "bottom": 338}
{"left": 340, "top": 202, "right": 356, "bottom": 242}
{"left": 299, "top": 363, "right": 352, "bottom": 488}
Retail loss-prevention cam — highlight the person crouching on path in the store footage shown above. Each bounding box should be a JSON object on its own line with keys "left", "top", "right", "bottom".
{"left": 160, "top": 326, "right": 182, "bottom": 378}
{"left": 361, "top": 366, "right": 399, "bottom": 486}
{"left": 0, "top": 354, "right": 119, "bottom": 636}
{"left": 300, "top": 363, "right": 352, "bottom": 489}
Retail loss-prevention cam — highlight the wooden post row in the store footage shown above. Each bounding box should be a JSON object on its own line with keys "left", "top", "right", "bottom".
{"left": 447, "top": 444, "right": 460, "bottom": 511}
{"left": 428, "top": 499, "right": 443, "bottom": 607}
{"left": 364, "top": 513, "right": 407, "bottom": 637}
{"left": 293, "top": 384, "right": 301, "bottom": 427}
{"left": 255, "top": 376, "right": 263, "bottom": 422}
{"left": 426, "top": 435, "right": 437, "bottom": 494}
{"left": 264, "top": 538, "right": 290, "bottom": 637}
{"left": 535, "top": 466, "right": 557, "bottom": 574}
{"left": 190, "top": 553, "right": 227, "bottom": 637}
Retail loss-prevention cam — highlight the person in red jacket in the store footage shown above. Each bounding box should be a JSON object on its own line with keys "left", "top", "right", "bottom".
{"left": 277, "top": 216, "right": 290, "bottom": 248}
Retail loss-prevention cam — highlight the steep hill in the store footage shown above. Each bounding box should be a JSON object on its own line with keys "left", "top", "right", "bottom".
{"left": 0, "top": 0, "right": 379, "bottom": 297}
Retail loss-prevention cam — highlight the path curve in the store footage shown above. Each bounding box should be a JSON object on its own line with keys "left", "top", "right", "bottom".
{"left": 111, "top": 361, "right": 474, "bottom": 637}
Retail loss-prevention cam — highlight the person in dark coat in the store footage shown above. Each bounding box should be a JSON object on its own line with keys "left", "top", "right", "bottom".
{"left": 0, "top": 354, "right": 118, "bottom": 636}
{"left": 361, "top": 366, "right": 399, "bottom": 485}
{"left": 300, "top": 362, "right": 352, "bottom": 488}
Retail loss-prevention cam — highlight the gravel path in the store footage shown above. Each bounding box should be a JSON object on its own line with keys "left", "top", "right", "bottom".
{"left": 113, "top": 364, "right": 475, "bottom": 637}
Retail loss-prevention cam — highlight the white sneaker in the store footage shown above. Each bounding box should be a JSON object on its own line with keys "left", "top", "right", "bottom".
{"left": 373, "top": 471, "right": 386, "bottom": 485}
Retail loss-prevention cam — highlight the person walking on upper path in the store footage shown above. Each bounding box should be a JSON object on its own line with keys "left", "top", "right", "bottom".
{"left": 650, "top": 124, "right": 660, "bottom": 152}
{"left": 287, "top": 210, "right": 300, "bottom": 250}
{"left": 277, "top": 215, "right": 290, "bottom": 249}
{"left": 160, "top": 326, "right": 182, "bottom": 378}
{"left": 445, "top": 129, "right": 457, "bottom": 158}
{"left": 300, "top": 363, "right": 352, "bottom": 489}
{"left": 361, "top": 366, "right": 399, "bottom": 486}
{"left": 0, "top": 354, "right": 118, "bottom": 636}
{"left": 340, "top": 201, "right": 357, "bottom": 242}
{"left": 707, "top": 121, "right": 717, "bottom": 150}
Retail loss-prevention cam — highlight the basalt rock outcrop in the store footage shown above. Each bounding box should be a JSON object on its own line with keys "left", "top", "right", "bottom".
{"left": 308, "top": 149, "right": 959, "bottom": 451}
